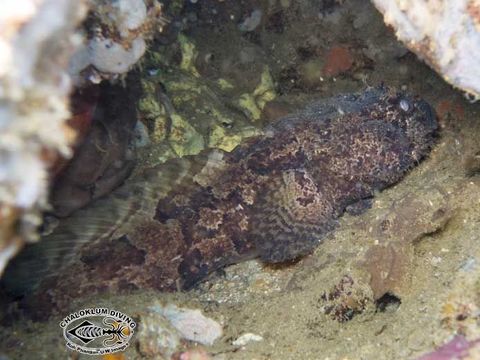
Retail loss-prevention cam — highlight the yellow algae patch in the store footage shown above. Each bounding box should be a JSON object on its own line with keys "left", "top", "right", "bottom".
{"left": 178, "top": 34, "right": 200, "bottom": 77}
{"left": 208, "top": 124, "right": 261, "bottom": 152}
{"left": 237, "top": 66, "right": 276, "bottom": 121}
{"left": 169, "top": 113, "right": 204, "bottom": 157}
{"left": 217, "top": 78, "right": 235, "bottom": 90}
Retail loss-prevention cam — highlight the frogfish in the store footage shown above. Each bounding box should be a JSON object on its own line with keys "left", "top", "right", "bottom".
{"left": 3, "top": 87, "right": 437, "bottom": 318}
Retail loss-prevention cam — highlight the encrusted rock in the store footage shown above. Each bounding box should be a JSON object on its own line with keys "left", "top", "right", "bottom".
{"left": 372, "top": 0, "right": 480, "bottom": 98}
{"left": 137, "top": 307, "right": 181, "bottom": 358}
{"left": 319, "top": 275, "right": 373, "bottom": 322}
{"left": 362, "top": 187, "right": 453, "bottom": 299}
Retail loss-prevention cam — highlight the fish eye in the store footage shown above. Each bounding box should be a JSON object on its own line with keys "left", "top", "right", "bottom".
{"left": 399, "top": 99, "right": 411, "bottom": 112}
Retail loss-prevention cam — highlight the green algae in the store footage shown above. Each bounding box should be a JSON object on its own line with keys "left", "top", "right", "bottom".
{"left": 178, "top": 34, "right": 200, "bottom": 77}
{"left": 169, "top": 112, "right": 204, "bottom": 156}
{"left": 217, "top": 78, "right": 235, "bottom": 90}
{"left": 136, "top": 34, "right": 264, "bottom": 161}
{"left": 237, "top": 67, "right": 276, "bottom": 121}
{"left": 208, "top": 123, "right": 260, "bottom": 152}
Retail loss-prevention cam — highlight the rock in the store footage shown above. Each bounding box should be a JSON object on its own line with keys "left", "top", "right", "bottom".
{"left": 112, "top": 0, "right": 147, "bottom": 34}
{"left": 238, "top": 9, "right": 263, "bottom": 32}
{"left": 435, "top": 99, "right": 465, "bottom": 123}
{"left": 137, "top": 302, "right": 223, "bottom": 357}
{"left": 417, "top": 335, "right": 480, "bottom": 360}
{"left": 260, "top": 100, "right": 291, "bottom": 124}
{"left": 363, "top": 242, "right": 413, "bottom": 300}
{"left": 137, "top": 307, "right": 182, "bottom": 358}
{"left": 463, "top": 150, "right": 480, "bottom": 177}
{"left": 88, "top": 37, "right": 146, "bottom": 74}
{"left": 362, "top": 187, "right": 453, "bottom": 300}
{"left": 322, "top": 46, "right": 354, "bottom": 77}
{"left": 371, "top": 0, "right": 480, "bottom": 98}
{"left": 232, "top": 333, "right": 263, "bottom": 347}
{"left": 319, "top": 275, "right": 373, "bottom": 322}
{"left": 150, "top": 303, "right": 223, "bottom": 346}
{"left": 173, "top": 347, "right": 212, "bottom": 360}
{"left": 371, "top": 189, "right": 452, "bottom": 245}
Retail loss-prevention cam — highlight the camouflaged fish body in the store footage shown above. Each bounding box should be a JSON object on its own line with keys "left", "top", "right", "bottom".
{"left": 4, "top": 87, "right": 437, "bottom": 316}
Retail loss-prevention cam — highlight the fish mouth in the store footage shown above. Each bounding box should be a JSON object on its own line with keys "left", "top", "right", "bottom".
{"left": 416, "top": 99, "right": 438, "bottom": 133}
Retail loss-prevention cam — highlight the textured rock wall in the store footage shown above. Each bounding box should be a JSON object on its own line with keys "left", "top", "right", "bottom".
{"left": 371, "top": 0, "right": 480, "bottom": 99}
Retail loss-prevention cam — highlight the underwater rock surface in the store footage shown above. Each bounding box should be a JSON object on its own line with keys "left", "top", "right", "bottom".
{"left": 372, "top": 0, "right": 480, "bottom": 98}
{"left": 6, "top": 87, "right": 438, "bottom": 318}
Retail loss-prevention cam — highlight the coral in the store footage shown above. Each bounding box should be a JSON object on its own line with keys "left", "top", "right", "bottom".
{"left": 0, "top": 0, "right": 163, "bottom": 276}
{"left": 69, "top": 0, "right": 166, "bottom": 85}
{"left": 372, "top": 0, "right": 480, "bottom": 98}
{"left": 0, "top": 0, "right": 87, "bottom": 274}
{"left": 112, "top": 0, "right": 147, "bottom": 33}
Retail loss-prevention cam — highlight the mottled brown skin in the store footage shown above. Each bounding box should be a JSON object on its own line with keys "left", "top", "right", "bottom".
{"left": 7, "top": 87, "right": 437, "bottom": 318}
